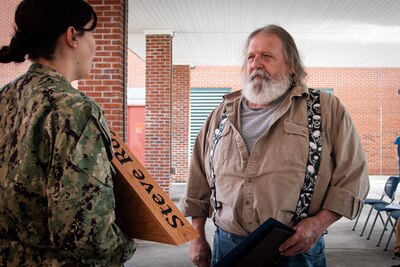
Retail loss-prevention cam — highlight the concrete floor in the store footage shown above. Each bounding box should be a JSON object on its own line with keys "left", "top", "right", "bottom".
{"left": 124, "top": 176, "right": 400, "bottom": 267}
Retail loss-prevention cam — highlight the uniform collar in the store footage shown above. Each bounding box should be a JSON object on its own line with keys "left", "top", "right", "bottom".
{"left": 28, "top": 63, "right": 68, "bottom": 83}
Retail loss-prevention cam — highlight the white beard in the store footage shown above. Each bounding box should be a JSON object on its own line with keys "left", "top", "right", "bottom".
{"left": 242, "top": 69, "right": 291, "bottom": 105}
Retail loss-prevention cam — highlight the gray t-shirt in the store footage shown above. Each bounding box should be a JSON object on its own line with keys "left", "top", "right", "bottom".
{"left": 240, "top": 99, "right": 282, "bottom": 153}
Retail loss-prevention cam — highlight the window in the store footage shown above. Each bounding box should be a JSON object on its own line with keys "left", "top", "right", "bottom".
{"left": 189, "top": 87, "right": 231, "bottom": 155}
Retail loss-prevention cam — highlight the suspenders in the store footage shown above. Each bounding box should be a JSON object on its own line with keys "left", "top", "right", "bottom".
{"left": 294, "top": 89, "right": 322, "bottom": 222}
{"left": 209, "top": 89, "right": 322, "bottom": 222}
{"left": 210, "top": 111, "right": 228, "bottom": 214}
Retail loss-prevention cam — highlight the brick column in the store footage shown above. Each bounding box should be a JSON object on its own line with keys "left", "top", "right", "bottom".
{"left": 145, "top": 32, "right": 173, "bottom": 192}
{"left": 79, "top": 0, "right": 128, "bottom": 138}
{"left": 171, "top": 65, "right": 190, "bottom": 184}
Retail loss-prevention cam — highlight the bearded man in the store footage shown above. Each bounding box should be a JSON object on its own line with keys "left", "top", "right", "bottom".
{"left": 180, "top": 24, "right": 369, "bottom": 267}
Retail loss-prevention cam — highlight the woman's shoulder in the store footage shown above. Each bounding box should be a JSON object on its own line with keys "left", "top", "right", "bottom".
{"left": 25, "top": 72, "right": 104, "bottom": 124}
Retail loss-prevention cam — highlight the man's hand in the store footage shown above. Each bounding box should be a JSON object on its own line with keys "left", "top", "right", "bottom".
{"left": 190, "top": 216, "right": 211, "bottom": 267}
{"left": 190, "top": 236, "right": 211, "bottom": 267}
{"left": 279, "top": 210, "right": 341, "bottom": 256}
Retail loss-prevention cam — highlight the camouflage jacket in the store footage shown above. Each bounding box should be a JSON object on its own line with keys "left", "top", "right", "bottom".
{"left": 0, "top": 64, "right": 136, "bottom": 266}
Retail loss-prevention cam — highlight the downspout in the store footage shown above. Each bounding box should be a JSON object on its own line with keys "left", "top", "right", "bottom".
{"left": 170, "top": 33, "right": 174, "bottom": 178}
{"left": 122, "top": 0, "right": 128, "bottom": 142}
{"left": 379, "top": 68, "right": 383, "bottom": 174}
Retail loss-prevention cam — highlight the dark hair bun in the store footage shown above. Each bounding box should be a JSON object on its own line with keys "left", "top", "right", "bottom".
{"left": 0, "top": 0, "right": 96, "bottom": 64}
{"left": 0, "top": 32, "right": 28, "bottom": 63}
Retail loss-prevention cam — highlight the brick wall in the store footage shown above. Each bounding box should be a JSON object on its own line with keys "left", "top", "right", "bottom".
{"left": 145, "top": 34, "right": 173, "bottom": 191}
{"left": 80, "top": 0, "right": 128, "bottom": 138}
{"left": 380, "top": 69, "right": 400, "bottom": 174}
{"left": 127, "top": 49, "right": 145, "bottom": 87}
{"left": 190, "top": 65, "right": 243, "bottom": 92}
{"left": 171, "top": 65, "right": 190, "bottom": 183}
{"left": 307, "top": 68, "right": 400, "bottom": 175}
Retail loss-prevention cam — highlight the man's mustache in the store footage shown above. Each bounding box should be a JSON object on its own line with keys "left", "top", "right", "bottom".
{"left": 250, "top": 69, "right": 271, "bottom": 81}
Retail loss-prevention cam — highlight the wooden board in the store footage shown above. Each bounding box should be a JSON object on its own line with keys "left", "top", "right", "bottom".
{"left": 109, "top": 129, "right": 199, "bottom": 245}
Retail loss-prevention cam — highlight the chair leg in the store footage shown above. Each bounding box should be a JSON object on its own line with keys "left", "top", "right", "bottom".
{"left": 388, "top": 216, "right": 395, "bottom": 228}
{"left": 360, "top": 205, "right": 374, "bottom": 236}
{"left": 367, "top": 211, "right": 380, "bottom": 240}
{"left": 377, "top": 216, "right": 391, "bottom": 247}
{"left": 384, "top": 222, "right": 397, "bottom": 251}
{"left": 378, "top": 211, "right": 386, "bottom": 226}
{"left": 352, "top": 206, "right": 364, "bottom": 231}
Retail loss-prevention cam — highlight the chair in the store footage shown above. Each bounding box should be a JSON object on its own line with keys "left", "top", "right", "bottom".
{"left": 352, "top": 176, "right": 399, "bottom": 236}
{"left": 366, "top": 202, "right": 397, "bottom": 242}
{"left": 377, "top": 209, "right": 400, "bottom": 251}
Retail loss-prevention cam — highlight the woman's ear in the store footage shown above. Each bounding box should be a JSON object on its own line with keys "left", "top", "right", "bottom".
{"left": 65, "top": 26, "right": 78, "bottom": 48}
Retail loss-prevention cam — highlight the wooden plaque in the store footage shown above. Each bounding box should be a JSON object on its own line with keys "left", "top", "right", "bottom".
{"left": 109, "top": 129, "right": 199, "bottom": 245}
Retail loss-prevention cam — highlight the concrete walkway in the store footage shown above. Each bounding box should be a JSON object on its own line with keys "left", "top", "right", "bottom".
{"left": 124, "top": 176, "right": 400, "bottom": 267}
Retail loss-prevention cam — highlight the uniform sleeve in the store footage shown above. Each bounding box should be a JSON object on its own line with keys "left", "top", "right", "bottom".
{"left": 180, "top": 110, "right": 216, "bottom": 218}
{"left": 322, "top": 98, "right": 370, "bottom": 219}
{"left": 45, "top": 104, "right": 135, "bottom": 266}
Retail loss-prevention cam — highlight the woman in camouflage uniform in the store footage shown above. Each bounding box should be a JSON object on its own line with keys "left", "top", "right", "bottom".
{"left": 0, "top": 0, "right": 136, "bottom": 266}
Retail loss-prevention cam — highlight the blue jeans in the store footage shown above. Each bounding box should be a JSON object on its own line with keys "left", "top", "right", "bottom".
{"left": 212, "top": 227, "right": 326, "bottom": 267}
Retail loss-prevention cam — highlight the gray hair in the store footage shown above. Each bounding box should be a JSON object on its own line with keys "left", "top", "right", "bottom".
{"left": 242, "top": 24, "right": 307, "bottom": 87}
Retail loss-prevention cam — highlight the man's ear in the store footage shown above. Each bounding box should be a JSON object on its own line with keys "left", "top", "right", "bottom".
{"left": 65, "top": 26, "right": 78, "bottom": 48}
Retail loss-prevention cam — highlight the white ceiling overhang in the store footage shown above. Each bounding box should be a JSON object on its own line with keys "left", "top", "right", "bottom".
{"left": 128, "top": 0, "right": 400, "bottom": 67}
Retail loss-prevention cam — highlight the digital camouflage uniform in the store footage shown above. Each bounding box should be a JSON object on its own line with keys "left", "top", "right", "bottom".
{"left": 0, "top": 64, "right": 136, "bottom": 266}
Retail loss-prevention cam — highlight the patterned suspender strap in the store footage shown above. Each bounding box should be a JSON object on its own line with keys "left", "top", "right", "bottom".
{"left": 294, "top": 89, "right": 323, "bottom": 223}
{"left": 210, "top": 111, "right": 228, "bottom": 217}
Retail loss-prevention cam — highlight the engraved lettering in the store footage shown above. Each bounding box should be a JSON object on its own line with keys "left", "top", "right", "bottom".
{"left": 111, "top": 138, "right": 120, "bottom": 149}
{"left": 110, "top": 129, "right": 191, "bottom": 234}
{"left": 140, "top": 181, "right": 154, "bottom": 193}
{"left": 152, "top": 193, "right": 165, "bottom": 205}
{"left": 133, "top": 169, "right": 145, "bottom": 180}
{"left": 161, "top": 205, "right": 173, "bottom": 215}
{"left": 166, "top": 215, "right": 185, "bottom": 228}
{"left": 115, "top": 149, "right": 133, "bottom": 164}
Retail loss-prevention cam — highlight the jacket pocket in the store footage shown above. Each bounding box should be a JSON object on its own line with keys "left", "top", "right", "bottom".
{"left": 278, "top": 121, "right": 309, "bottom": 169}
{"left": 68, "top": 119, "right": 114, "bottom": 188}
